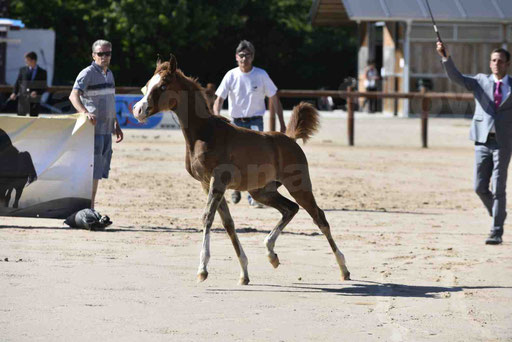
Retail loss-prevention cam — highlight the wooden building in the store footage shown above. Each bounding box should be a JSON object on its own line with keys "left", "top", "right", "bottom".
{"left": 310, "top": 0, "right": 512, "bottom": 116}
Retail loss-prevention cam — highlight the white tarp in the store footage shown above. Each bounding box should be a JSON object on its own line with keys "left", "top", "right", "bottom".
{"left": 0, "top": 114, "right": 93, "bottom": 218}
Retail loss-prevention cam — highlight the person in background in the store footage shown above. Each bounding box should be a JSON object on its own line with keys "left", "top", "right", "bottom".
{"left": 213, "top": 40, "right": 286, "bottom": 207}
{"left": 69, "top": 39, "right": 123, "bottom": 210}
{"left": 437, "top": 42, "right": 511, "bottom": 245}
{"left": 317, "top": 87, "right": 335, "bottom": 111}
{"left": 10, "top": 51, "right": 47, "bottom": 117}
{"left": 363, "top": 60, "right": 380, "bottom": 113}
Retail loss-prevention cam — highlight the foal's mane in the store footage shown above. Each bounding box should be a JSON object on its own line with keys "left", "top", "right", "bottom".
{"left": 156, "top": 61, "right": 204, "bottom": 93}
{"left": 156, "top": 61, "right": 229, "bottom": 122}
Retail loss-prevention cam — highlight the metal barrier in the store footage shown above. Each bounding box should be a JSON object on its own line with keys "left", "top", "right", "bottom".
{"left": 275, "top": 89, "right": 474, "bottom": 148}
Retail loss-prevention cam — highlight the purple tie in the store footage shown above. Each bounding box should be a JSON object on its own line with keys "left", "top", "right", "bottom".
{"left": 494, "top": 81, "right": 502, "bottom": 110}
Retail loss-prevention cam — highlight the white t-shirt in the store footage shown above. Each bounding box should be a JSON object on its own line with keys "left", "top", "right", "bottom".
{"left": 215, "top": 66, "right": 278, "bottom": 118}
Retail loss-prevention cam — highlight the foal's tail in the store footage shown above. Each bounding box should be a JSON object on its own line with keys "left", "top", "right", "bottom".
{"left": 285, "top": 102, "right": 320, "bottom": 143}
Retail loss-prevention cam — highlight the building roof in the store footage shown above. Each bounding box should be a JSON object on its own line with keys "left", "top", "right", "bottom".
{"left": 310, "top": 0, "right": 512, "bottom": 26}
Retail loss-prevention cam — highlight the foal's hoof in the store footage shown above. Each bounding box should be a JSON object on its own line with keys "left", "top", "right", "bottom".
{"left": 239, "top": 277, "right": 250, "bottom": 285}
{"left": 268, "top": 253, "right": 280, "bottom": 269}
{"left": 197, "top": 271, "right": 208, "bottom": 282}
{"left": 342, "top": 270, "right": 351, "bottom": 281}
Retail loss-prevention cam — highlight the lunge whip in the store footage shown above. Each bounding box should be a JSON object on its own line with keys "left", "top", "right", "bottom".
{"left": 424, "top": 0, "right": 446, "bottom": 57}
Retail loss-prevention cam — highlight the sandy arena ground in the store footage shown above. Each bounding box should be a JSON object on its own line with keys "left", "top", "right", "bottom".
{"left": 1, "top": 113, "right": 512, "bottom": 341}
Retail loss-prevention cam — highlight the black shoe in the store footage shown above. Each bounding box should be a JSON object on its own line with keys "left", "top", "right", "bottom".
{"left": 231, "top": 191, "right": 241, "bottom": 204}
{"left": 485, "top": 229, "right": 503, "bottom": 245}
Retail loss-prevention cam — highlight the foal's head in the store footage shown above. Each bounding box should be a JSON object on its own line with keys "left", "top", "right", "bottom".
{"left": 133, "top": 54, "right": 199, "bottom": 122}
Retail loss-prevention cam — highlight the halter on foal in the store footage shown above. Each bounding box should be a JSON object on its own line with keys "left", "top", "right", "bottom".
{"left": 133, "top": 55, "right": 350, "bottom": 285}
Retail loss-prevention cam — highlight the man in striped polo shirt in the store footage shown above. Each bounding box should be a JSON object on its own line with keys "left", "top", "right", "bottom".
{"left": 69, "top": 39, "right": 123, "bottom": 210}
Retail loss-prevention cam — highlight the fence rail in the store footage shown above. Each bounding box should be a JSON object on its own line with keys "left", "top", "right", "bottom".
{"left": 275, "top": 89, "right": 475, "bottom": 148}
{"left": 0, "top": 85, "right": 474, "bottom": 148}
{"left": 0, "top": 85, "right": 142, "bottom": 94}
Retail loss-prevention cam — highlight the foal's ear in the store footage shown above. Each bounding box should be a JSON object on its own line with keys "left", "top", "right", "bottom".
{"left": 169, "top": 54, "right": 177, "bottom": 73}
{"left": 156, "top": 53, "right": 162, "bottom": 67}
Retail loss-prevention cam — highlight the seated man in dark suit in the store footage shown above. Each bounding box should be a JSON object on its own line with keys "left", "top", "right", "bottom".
{"left": 10, "top": 51, "right": 48, "bottom": 117}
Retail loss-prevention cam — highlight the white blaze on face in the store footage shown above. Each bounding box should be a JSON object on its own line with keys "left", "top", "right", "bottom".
{"left": 133, "top": 74, "right": 161, "bottom": 121}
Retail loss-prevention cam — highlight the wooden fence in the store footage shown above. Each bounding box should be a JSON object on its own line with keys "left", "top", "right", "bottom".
{"left": 275, "top": 89, "right": 474, "bottom": 148}
{"left": 0, "top": 85, "right": 142, "bottom": 94}
{"left": 0, "top": 85, "right": 474, "bottom": 148}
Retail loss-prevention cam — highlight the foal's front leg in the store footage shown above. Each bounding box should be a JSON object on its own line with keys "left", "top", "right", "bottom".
{"left": 197, "top": 177, "right": 226, "bottom": 282}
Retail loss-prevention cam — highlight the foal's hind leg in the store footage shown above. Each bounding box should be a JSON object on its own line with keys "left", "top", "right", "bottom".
{"left": 216, "top": 197, "right": 250, "bottom": 285}
{"left": 249, "top": 182, "right": 299, "bottom": 268}
{"left": 286, "top": 186, "right": 350, "bottom": 280}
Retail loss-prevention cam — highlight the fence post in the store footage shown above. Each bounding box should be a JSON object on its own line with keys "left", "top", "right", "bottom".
{"left": 347, "top": 86, "right": 354, "bottom": 146}
{"left": 269, "top": 96, "right": 276, "bottom": 131}
{"left": 420, "top": 88, "right": 429, "bottom": 148}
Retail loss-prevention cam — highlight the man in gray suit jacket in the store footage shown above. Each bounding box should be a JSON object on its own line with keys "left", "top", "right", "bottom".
{"left": 437, "top": 42, "right": 512, "bottom": 245}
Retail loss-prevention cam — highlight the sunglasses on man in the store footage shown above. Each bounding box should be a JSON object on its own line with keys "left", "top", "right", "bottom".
{"left": 95, "top": 51, "right": 112, "bottom": 57}
{"left": 237, "top": 53, "right": 252, "bottom": 59}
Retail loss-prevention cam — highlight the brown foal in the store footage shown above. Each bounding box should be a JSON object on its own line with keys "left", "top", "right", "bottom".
{"left": 132, "top": 55, "right": 350, "bottom": 285}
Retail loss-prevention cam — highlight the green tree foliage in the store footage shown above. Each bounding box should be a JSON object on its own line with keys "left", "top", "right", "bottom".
{"left": 10, "top": 0, "right": 356, "bottom": 90}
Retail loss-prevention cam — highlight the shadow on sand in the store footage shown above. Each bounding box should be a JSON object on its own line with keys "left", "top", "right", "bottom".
{"left": 324, "top": 208, "right": 439, "bottom": 215}
{"left": 0, "top": 224, "right": 322, "bottom": 237}
{"left": 207, "top": 280, "right": 511, "bottom": 299}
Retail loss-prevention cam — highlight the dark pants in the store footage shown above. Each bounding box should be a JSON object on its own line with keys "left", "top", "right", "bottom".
{"left": 17, "top": 94, "right": 41, "bottom": 117}
{"left": 365, "top": 86, "right": 378, "bottom": 113}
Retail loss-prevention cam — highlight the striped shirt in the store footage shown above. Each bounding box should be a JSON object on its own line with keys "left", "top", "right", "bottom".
{"left": 73, "top": 62, "right": 116, "bottom": 135}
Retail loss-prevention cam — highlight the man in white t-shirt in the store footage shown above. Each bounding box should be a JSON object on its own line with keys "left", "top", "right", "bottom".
{"left": 213, "top": 40, "right": 286, "bottom": 206}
